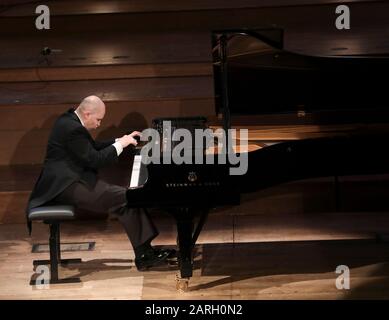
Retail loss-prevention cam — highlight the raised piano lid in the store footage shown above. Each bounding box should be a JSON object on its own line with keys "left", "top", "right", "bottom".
{"left": 212, "top": 29, "right": 389, "bottom": 126}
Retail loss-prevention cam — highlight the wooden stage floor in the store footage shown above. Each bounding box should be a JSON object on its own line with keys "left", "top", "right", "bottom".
{"left": 2, "top": 208, "right": 389, "bottom": 300}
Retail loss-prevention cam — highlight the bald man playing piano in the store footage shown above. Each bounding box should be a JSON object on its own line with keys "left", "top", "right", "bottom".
{"left": 27, "top": 95, "right": 172, "bottom": 270}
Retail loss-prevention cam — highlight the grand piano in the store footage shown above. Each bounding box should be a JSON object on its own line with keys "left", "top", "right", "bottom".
{"left": 126, "top": 29, "right": 389, "bottom": 291}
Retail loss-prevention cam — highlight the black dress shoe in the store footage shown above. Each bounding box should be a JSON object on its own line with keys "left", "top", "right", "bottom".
{"left": 135, "top": 249, "right": 170, "bottom": 271}
{"left": 153, "top": 248, "right": 177, "bottom": 260}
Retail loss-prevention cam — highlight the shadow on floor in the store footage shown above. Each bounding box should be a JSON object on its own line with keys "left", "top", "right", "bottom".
{"left": 190, "top": 239, "right": 389, "bottom": 298}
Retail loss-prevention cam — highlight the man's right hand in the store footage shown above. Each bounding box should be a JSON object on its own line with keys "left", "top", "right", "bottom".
{"left": 117, "top": 131, "right": 141, "bottom": 148}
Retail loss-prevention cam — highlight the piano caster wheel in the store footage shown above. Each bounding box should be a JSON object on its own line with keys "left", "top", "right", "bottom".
{"left": 175, "top": 275, "right": 189, "bottom": 292}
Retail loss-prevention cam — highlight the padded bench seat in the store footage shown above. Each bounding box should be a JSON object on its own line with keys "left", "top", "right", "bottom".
{"left": 28, "top": 205, "right": 76, "bottom": 221}
{"left": 28, "top": 205, "right": 82, "bottom": 285}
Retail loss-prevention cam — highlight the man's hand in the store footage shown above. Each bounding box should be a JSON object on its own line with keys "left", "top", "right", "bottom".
{"left": 117, "top": 131, "right": 142, "bottom": 148}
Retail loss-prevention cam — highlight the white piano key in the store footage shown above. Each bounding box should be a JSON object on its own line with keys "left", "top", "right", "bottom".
{"left": 129, "top": 155, "right": 142, "bottom": 188}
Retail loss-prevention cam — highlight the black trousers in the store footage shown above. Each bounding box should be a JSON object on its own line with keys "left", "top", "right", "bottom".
{"left": 53, "top": 180, "right": 158, "bottom": 249}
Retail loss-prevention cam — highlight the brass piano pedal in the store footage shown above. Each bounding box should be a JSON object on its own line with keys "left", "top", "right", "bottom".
{"left": 175, "top": 274, "right": 189, "bottom": 293}
{"left": 166, "top": 248, "right": 178, "bottom": 267}
{"left": 167, "top": 258, "right": 178, "bottom": 268}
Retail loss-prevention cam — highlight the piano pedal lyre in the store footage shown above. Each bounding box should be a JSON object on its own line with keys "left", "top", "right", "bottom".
{"left": 175, "top": 274, "right": 189, "bottom": 292}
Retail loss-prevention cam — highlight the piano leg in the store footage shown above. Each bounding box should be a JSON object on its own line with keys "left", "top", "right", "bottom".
{"left": 175, "top": 208, "right": 194, "bottom": 276}
{"left": 173, "top": 208, "right": 209, "bottom": 292}
{"left": 192, "top": 209, "right": 208, "bottom": 247}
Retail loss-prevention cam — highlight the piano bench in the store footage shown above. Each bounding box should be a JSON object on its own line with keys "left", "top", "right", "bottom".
{"left": 28, "top": 205, "right": 82, "bottom": 285}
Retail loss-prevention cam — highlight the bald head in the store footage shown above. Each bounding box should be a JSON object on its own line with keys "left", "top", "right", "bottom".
{"left": 76, "top": 95, "right": 106, "bottom": 130}
{"left": 78, "top": 95, "right": 105, "bottom": 113}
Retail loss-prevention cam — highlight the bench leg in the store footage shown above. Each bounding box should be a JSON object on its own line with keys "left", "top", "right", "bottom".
{"left": 57, "top": 223, "right": 61, "bottom": 261}
{"left": 49, "top": 223, "right": 59, "bottom": 281}
{"left": 30, "top": 222, "right": 81, "bottom": 285}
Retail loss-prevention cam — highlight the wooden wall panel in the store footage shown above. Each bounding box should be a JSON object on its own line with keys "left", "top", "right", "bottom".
{"left": 0, "top": 191, "right": 31, "bottom": 224}
{"left": 0, "top": 0, "right": 373, "bottom": 17}
{"left": 1, "top": 4, "right": 387, "bottom": 67}
{"left": 0, "top": 99, "right": 215, "bottom": 165}
{"left": 1, "top": 2, "right": 388, "bottom": 52}
{"left": 0, "top": 63, "right": 212, "bottom": 82}
{"left": 0, "top": 165, "right": 41, "bottom": 192}
{"left": 0, "top": 32, "right": 212, "bottom": 68}
{"left": 0, "top": 76, "right": 214, "bottom": 105}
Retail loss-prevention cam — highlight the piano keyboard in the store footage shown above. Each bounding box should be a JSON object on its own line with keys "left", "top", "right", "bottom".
{"left": 129, "top": 155, "right": 142, "bottom": 188}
